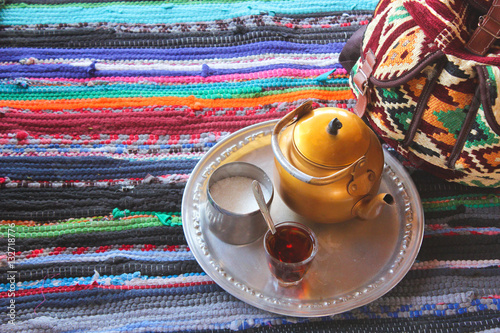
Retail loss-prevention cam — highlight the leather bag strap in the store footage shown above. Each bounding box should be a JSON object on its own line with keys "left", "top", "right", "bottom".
{"left": 352, "top": 50, "right": 376, "bottom": 117}
{"left": 466, "top": 0, "right": 500, "bottom": 55}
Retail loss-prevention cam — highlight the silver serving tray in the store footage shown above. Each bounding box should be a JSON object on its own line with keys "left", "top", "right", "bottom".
{"left": 182, "top": 120, "right": 424, "bottom": 317}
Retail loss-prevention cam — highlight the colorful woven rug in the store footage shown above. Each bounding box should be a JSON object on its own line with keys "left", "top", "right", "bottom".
{"left": 0, "top": 1, "right": 499, "bottom": 332}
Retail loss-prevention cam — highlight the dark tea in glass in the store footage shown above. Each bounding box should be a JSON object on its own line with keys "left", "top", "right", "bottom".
{"left": 264, "top": 221, "right": 317, "bottom": 286}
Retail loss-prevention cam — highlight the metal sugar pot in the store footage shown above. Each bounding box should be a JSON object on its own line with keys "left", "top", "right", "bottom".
{"left": 271, "top": 101, "right": 394, "bottom": 224}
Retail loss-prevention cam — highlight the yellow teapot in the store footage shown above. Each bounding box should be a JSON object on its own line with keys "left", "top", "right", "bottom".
{"left": 271, "top": 101, "right": 394, "bottom": 224}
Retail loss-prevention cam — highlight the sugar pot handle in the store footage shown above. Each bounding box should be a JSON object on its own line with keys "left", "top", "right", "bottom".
{"left": 271, "top": 101, "right": 365, "bottom": 186}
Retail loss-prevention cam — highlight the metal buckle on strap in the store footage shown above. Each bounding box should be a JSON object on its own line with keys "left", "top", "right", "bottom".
{"left": 478, "top": 13, "right": 500, "bottom": 39}
{"left": 352, "top": 50, "right": 376, "bottom": 117}
{"left": 355, "top": 67, "right": 369, "bottom": 96}
{"left": 466, "top": 0, "right": 500, "bottom": 55}
{"left": 353, "top": 50, "right": 376, "bottom": 96}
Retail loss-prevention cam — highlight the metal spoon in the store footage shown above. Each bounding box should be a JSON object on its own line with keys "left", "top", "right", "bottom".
{"left": 252, "top": 180, "right": 276, "bottom": 234}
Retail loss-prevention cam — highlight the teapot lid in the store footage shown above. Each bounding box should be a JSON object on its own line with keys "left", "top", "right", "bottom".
{"left": 292, "top": 107, "right": 371, "bottom": 167}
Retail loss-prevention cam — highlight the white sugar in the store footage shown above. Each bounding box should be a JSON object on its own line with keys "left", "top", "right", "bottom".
{"left": 210, "top": 176, "right": 270, "bottom": 214}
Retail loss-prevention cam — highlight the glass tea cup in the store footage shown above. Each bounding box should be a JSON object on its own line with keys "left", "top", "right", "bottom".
{"left": 263, "top": 221, "right": 318, "bottom": 287}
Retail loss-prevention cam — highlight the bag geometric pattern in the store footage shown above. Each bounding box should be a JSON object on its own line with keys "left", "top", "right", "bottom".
{"left": 350, "top": 0, "right": 500, "bottom": 187}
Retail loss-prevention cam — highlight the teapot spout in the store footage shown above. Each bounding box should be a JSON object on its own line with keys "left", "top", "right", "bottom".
{"left": 352, "top": 193, "right": 394, "bottom": 220}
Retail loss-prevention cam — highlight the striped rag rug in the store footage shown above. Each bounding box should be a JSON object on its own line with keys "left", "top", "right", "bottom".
{"left": 0, "top": 0, "right": 499, "bottom": 332}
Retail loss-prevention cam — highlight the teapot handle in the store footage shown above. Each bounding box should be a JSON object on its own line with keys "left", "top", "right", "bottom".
{"left": 272, "top": 101, "right": 365, "bottom": 185}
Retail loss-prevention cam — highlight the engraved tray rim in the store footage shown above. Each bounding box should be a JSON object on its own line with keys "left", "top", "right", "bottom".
{"left": 181, "top": 120, "right": 424, "bottom": 317}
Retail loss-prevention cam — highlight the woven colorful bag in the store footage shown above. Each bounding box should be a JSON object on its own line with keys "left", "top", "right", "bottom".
{"left": 346, "top": 0, "right": 500, "bottom": 187}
